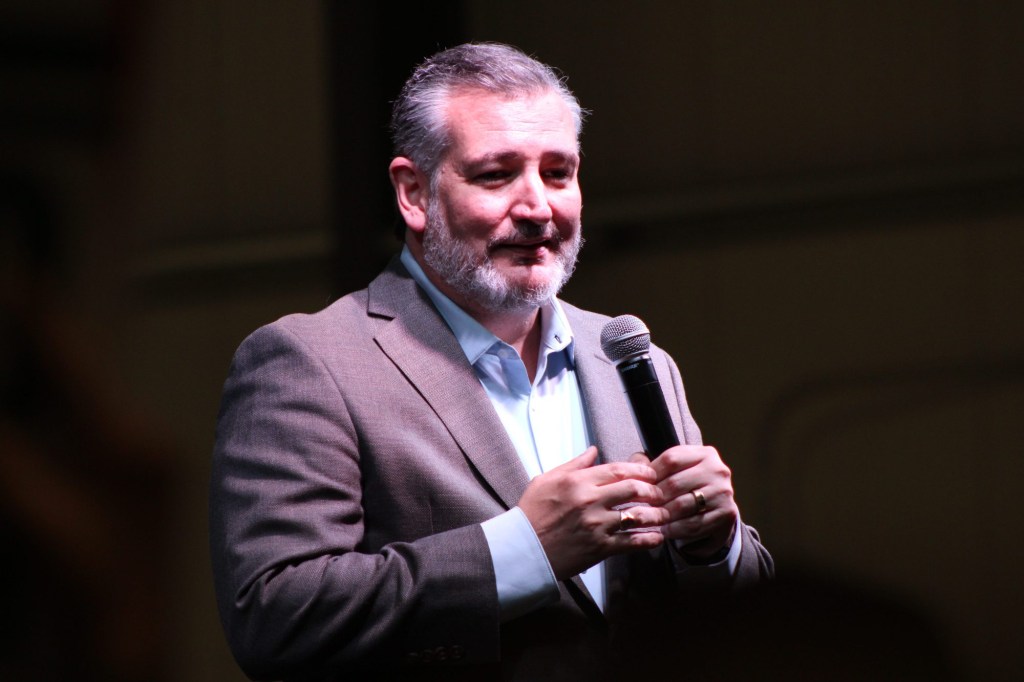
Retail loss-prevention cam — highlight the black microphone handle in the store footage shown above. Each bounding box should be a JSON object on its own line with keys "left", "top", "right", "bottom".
{"left": 617, "top": 355, "right": 680, "bottom": 459}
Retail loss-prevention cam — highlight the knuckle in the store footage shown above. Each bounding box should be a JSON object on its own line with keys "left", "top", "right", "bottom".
{"left": 628, "top": 480, "right": 648, "bottom": 499}
{"left": 663, "top": 494, "right": 686, "bottom": 516}
{"left": 571, "top": 487, "right": 597, "bottom": 508}
{"left": 583, "top": 512, "right": 605, "bottom": 533}
{"left": 680, "top": 516, "right": 703, "bottom": 536}
{"left": 605, "top": 462, "right": 629, "bottom": 480}
{"left": 671, "top": 512, "right": 704, "bottom": 532}
{"left": 664, "top": 477, "right": 687, "bottom": 500}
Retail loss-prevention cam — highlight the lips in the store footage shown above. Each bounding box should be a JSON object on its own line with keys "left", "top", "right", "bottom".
{"left": 492, "top": 241, "right": 557, "bottom": 262}
{"left": 492, "top": 234, "right": 559, "bottom": 251}
{"left": 502, "top": 239, "right": 550, "bottom": 249}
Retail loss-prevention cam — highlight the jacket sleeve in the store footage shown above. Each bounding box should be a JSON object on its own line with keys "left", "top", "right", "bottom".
{"left": 660, "top": 348, "right": 775, "bottom": 585}
{"left": 208, "top": 322, "right": 500, "bottom": 680}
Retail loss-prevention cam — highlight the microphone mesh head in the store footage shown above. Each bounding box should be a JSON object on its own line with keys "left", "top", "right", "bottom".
{"left": 600, "top": 315, "right": 651, "bottom": 362}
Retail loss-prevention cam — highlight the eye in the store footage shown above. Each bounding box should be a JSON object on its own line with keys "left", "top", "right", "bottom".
{"left": 543, "top": 167, "right": 573, "bottom": 184}
{"left": 473, "top": 170, "right": 512, "bottom": 185}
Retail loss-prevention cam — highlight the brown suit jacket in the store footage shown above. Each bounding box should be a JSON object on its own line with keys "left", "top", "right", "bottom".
{"left": 209, "top": 258, "right": 773, "bottom": 681}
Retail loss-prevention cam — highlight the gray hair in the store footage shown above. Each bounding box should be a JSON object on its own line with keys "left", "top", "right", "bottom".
{"left": 390, "top": 42, "right": 586, "bottom": 184}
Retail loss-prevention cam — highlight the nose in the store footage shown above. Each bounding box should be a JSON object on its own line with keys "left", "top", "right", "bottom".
{"left": 509, "top": 172, "right": 553, "bottom": 224}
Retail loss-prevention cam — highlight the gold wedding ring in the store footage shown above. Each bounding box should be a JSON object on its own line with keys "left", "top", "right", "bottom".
{"left": 618, "top": 508, "right": 640, "bottom": 532}
{"left": 691, "top": 489, "right": 707, "bottom": 513}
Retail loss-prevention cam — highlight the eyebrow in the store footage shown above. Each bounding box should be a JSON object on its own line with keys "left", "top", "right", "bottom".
{"left": 462, "top": 149, "right": 580, "bottom": 169}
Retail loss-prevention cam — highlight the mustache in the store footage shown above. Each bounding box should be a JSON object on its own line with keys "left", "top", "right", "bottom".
{"left": 488, "top": 221, "right": 563, "bottom": 249}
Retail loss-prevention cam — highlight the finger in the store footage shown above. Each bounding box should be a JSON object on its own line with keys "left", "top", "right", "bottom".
{"left": 661, "top": 508, "right": 716, "bottom": 542}
{"left": 650, "top": 444, "right": 714, "bottom": 480}
{"left": 687, "top": 488, "right": 709, "bottom": 516}
{"left": 656, "top": 469, "right": 706, "bottom": 502}
{"left": 662, "top": 484, "right": 729, "bottom": 521}
{"left": 586, "top": 459, "right": 659, "bottom": 487}
{"left": 601, "top": 477, "right": 666, "bottom": 508}
{"left": 608, "top": 529, "right": 665, "bottom": 552}
{"left": 661, "top": 489, "right": 712, "bottom": 520}
{"left": 550, "top": 445, "right": 600, "bottom": 472}
{"left": 611, "top": 504, "right": 671, "bottom": 533}
{"left": 655, "top": 454, "right": 732, "bottom": 504}
{"left": 661, "top": 506, "right": 735, "bottom": 544}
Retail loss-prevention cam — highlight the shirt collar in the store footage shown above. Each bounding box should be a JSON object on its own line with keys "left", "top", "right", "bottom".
{"left": 400, "top": 245, "right": 575, "bottom": 366}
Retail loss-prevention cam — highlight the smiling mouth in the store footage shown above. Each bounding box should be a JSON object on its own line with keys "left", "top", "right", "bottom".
{"left": 503, "top": 239, "right": 549, "bottom": 249}
{"left": 493, "top": 235, "right": 559, "bottom": 251}
{"left": 492, "top": 240, "right": 557, "bottom": 262}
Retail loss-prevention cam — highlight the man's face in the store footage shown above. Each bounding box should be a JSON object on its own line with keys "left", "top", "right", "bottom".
{"left": 420, "top": 88, "right": 583, "bottom": 314}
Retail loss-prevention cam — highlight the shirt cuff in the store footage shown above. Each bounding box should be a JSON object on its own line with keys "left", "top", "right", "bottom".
{"left": 481, "top": 507, "right": 560, "bottom": 622}
{"left": 672, "top": 518, "right": 743, "bottom": 578}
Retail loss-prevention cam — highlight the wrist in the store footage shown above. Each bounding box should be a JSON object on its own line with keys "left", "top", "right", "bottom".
{"left": 675, "top": 525, "right": 736, "bottom": 565}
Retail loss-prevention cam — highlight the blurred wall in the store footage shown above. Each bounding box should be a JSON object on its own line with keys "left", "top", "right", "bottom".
{"left": 2, "top": 1, "right": 1021, "bottom": 680}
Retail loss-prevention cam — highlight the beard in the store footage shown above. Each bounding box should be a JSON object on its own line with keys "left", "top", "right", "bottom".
{"left": 421, "top": 199, "right": 583, "bottom": 314}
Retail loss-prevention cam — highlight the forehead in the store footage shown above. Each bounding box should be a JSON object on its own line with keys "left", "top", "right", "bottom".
{"left": 441, "top": 88, "right": 579, "bottom": 160}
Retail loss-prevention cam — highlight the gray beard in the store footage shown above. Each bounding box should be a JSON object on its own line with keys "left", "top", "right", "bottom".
{"left": 421, "top": 200, "right": 583, "bottom": 314}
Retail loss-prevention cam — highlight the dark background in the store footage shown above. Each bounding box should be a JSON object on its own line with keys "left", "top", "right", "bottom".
{"left": 2, "top": 1, "right": 1022, "bottom": 680}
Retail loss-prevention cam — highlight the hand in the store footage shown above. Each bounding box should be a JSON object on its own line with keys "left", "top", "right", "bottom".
{"left": 640, "top": 445, "right": 739, "bottom": 560}
{"left": 518, "top": 447, "right": 670, "bottom": 580}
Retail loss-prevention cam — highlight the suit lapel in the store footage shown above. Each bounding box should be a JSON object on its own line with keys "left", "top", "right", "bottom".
{"left": 368, "top": 260, "right": 531, "bottom": 511}
{"left": 566, "top": 308, "right": 643, "bottom": 465}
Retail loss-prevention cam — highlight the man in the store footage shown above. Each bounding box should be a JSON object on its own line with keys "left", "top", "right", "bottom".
{"left": 210, "top": 43, "right": 772, "bottom": 681}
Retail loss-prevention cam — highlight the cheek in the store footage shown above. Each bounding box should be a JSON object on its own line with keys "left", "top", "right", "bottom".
{"left": 550, "top": 193, "right": 582, "bottom": 227}
{"left": 445, "top": 196, "right": 508, "bottom": 237}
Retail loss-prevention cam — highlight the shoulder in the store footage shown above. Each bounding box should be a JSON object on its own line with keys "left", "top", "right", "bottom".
{"left": 237, "top": 256, "right": 417, "bottom": 357}
{"left": 238, "top": 288, "right": 371, "bottom": 360}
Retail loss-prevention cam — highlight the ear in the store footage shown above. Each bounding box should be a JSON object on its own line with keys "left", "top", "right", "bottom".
{"left": 389, "top": 156, "right": 430, "bottom": 233}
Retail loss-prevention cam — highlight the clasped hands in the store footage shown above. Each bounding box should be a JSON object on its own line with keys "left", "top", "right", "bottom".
{"left": 518, "top": 445, "right": 738, "bottom": 581}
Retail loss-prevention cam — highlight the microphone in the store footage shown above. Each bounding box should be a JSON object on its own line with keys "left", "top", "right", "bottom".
{"left": 600, "top": 315, "right": 680, "bottom": 459}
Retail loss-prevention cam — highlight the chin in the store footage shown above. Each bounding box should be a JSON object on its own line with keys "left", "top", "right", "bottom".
{"left": 504, "top": 269, "right": 556, "bottom": 290}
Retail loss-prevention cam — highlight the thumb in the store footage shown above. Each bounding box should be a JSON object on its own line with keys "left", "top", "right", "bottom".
{"left": 553, "top": 445, "right": 599, "bottom": 471}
